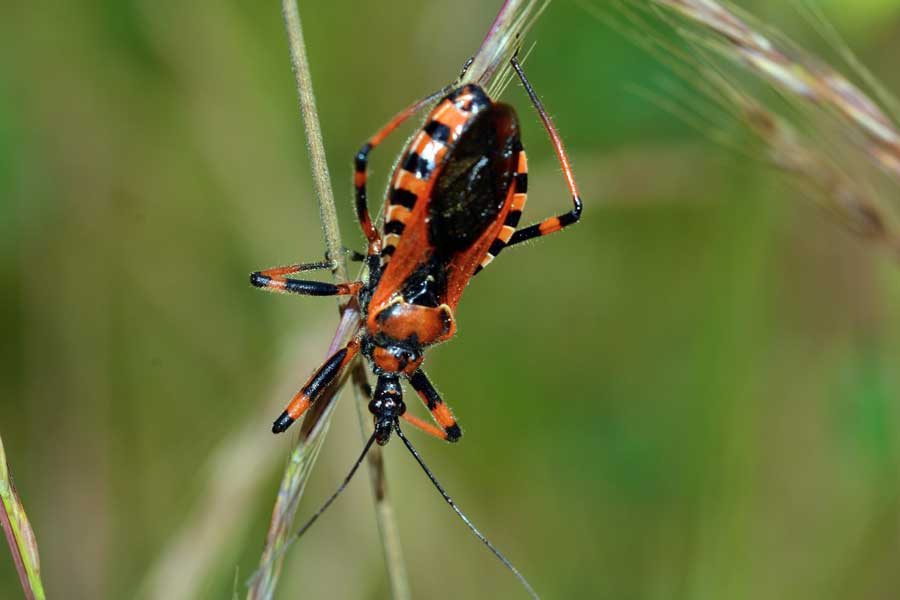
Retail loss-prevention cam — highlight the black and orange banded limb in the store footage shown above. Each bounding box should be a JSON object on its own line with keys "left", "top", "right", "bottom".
{"left": 271, "top": 339, "right": 361, "bottom": 433}
{"left": 505, "top": 55, "right": 582, "bottom": 248}
{"left": 470, "top": 57, "right": 582, "bottom": 274}
{"left": 400, "top": 412, "right": 449, "bottom": 442}
{"left": 354, "top": 85, "right": 454, "bottom": 259}
{"left": 250, "top": 263, "right": 362, "bottom": 297}
{"left": 409, "top": 370, "right": 461, "bottom": 442}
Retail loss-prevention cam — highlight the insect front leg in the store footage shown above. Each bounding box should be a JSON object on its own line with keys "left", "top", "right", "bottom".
{"left": 406, "top": 370, "right": 462, "bottom": 442}
{"left": 272, "top": 338, "right": 361, "bottom": 433}
{"left": 354, "top": 86, "right": 453, "bottom": 259}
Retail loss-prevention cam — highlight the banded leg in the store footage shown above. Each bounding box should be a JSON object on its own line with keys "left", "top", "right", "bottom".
{"left": 354, "top": 85, "right": 453, "bottom": 258}
{"left": 506, "top": 54, "right": 582, "bottom": 248}
{"left": 251, "top": 262, "right": 362, "bottom": 297}
{"left": 408, "top": 370, "right": 462, "bottom": 442}
{"left": 346, "top": 364, "right": 442, "bottom": 439}
{"left": 272, "top": 338, "right": 361, "bottom": 433}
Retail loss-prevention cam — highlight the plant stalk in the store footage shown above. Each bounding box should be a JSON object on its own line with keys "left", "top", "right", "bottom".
{"left": 249, "top": 2, "right": 410, "bottom": 599}
{"left": 0, "top": 433, "right": 46, "bottom": 600}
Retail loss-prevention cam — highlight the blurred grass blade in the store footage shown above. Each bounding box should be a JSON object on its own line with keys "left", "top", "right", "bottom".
{"left": 605, "top": 0, "right": 900, "bottom": 256}
{"left": 0, "top": 433, "right": 46, "bottom": 600}
{"left": 247, "top": 303, "right": 361, "bottom": 600}
{"left": 464, "top": 0, "right": 549, "bottom": 96}
{"left": 646, "top": 0, "right": 900, "bottom": 180}
{"left": 247, "top": 404, "right": 334, "bottom": 598}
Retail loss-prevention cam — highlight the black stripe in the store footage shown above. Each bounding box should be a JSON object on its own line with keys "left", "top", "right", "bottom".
{"left": 447, "top": 85, "right": 490, "bottom": 112}
{"left": 509, "top": 224, "right": 541, "bottom": 245}
{"left": 504, "top": 210, "right": 522, "bottom": 227}
{"left": 355, "top": 194, "right": 368, "bottom": 219}
{"left": 447, "top": 86, "right": 470, "bottom": 101}
{"left": 301, "top": 347, "right": 349, "bottom": 397}
{"left": 251, "top": 273, "right": 341, "bottom": 296}
{"left": 409, "top": 371, "right": 441, "bottom": 410}
{"left": 488, "top": 239, "right": 505, "bottom": 256}
{"left": 473, "top": 265, "right": 483, "bottom": 275}
{"left": 390, "top": 187, "right": 417, "bottom": 210}
{"left": 402, "top": 152, "right": 433, "bottom": 179}
{"left": 559, "top": 209, "right": 579, "bottom": 227}
{"left": 445, "top": 423, "right": 462, "bottom": 442}
{"left": 514, "top": 172, "right": 528, "bottom": 193}
{"left": 249, "top": 272, "right": 270, "bottom": 288}
{"left": 284, "top": 280, "right": 342, "bottom": 296}
{"left": 424, "top": 120, "right": 451, "bottom": 143}
{"left": 355, "top": 143, "right": 372, "bottom": 171}
{"left": 272, "top": 411, "right": 294, "bottom": 434}
{"left": 381, "top": 245, "right": 396, "bottom": 256}
{"left": 384, "top": 220, "right": 405, "bottom": 235}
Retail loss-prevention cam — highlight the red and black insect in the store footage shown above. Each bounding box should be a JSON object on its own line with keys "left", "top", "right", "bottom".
{"left": 251, "top": 56, "right": 581, "bottom": 598}
{"left": 252, "top": 57, "right": 581, "bottom": 444}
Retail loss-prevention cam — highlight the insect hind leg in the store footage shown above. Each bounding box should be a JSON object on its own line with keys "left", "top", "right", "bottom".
{"left": 272, "top": 338, "right": 361, "bottom": 433}
{"left": 505, "top": 54, "right": 582, "bottom": 248}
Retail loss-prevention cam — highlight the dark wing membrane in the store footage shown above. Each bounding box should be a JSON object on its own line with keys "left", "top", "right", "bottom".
{"left": 428, "top": 104, "right": 520, "bottom": 257}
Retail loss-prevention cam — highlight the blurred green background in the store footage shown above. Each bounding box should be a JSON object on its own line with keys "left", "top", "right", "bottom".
{"left": 3, "top": 1, "right": 900, "bottom": 598}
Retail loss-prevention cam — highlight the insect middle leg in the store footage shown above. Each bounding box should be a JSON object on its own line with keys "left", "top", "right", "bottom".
{"left": 406, "top": 370, "right": 462, "bottom": 442}
{"left": 272, "top": 338, "right": 361, "bottom": 433}
{"left": 250, "top": 261, "right": 362, "bottom": 297}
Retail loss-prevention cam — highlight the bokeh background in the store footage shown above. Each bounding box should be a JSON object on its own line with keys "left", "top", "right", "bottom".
{"left": 3, "top": 1, "right": 900, "bottom": 598}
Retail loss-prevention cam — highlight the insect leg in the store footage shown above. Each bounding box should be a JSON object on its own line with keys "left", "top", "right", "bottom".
{"left": 505, "top": 55, "right": 582, "bottom": 248}
{"left": 407, "top": 370, "right": 462, "bottom": 442}
{"left": 272, "top": 338, "right": 361, "bottom": 433}
{"left": 401, "top": 412, "right": 455, "bottom": 443}
{"left": 250, "top": 262, "right": 362, "bottom": 297}
{"left": 354, "top": 86, "right": 453, "bottom": 257}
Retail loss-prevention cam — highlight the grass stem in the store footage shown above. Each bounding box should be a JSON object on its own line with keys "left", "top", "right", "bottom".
{"left": 248, "top": 2, "right": 410, "bottom": 598}
{"left": 0, "top": 434, "right": 46, "bottom": 600}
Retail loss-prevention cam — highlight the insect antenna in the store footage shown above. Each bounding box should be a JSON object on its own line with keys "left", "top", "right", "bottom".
{"left": 293, "top": 429, "right": 378, "bottom": 540}
{"left": 393, "top": 422, "right": 541, "bottom": 600}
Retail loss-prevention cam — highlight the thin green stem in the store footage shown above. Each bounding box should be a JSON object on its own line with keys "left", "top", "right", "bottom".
{"left": 0, "top": 433, "right": 46, "bottom": 600}
{"left": 281, "top": 0, "right": 345, "bottom": 279}
{"left": 249, "top": 2, "right": 410, "bottom": 599}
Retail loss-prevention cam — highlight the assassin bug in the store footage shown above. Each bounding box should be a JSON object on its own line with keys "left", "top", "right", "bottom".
{"left": 251, "top": 56, "right": 581, "bottom": 598}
